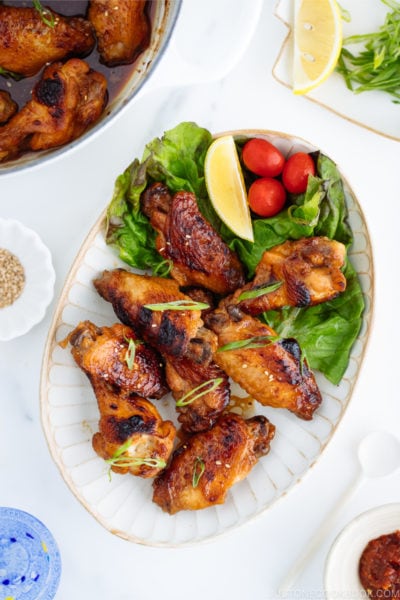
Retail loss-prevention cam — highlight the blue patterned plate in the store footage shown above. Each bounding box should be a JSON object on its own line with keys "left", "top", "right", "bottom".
{"left": 0, "top": 508, "right": 61, "bottom": 600}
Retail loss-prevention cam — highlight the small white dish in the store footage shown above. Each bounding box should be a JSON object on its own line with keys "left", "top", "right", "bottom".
{"left": 0, "top": 219, "right": 55, "bottom": 341}
{"left": 324, "top": 503, "right": 400, "bottom": 599}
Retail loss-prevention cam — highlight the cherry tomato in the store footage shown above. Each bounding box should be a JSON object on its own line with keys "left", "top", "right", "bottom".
{"left": 248, "top": 177, "right": 286, "bottom": 218}
{"left": 242, "top": 138, "right": 285, "bottom": 178}
{"left": 282, "top": 152, "right": 316, "bottom": 194}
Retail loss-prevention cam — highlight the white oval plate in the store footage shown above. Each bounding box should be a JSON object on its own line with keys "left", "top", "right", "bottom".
{"left": 40, "top": 130, "right": 374, "bottom": 547}
{"left": 273, "top": 0, "right": 400, "bottom": 142}
{"left": 324, "top": 503, "right": 400, "bottom": 599}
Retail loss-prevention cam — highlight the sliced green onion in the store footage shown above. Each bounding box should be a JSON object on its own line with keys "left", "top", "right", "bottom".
{"left": 33, "top": 0, "right": 55, "bottom": 27}
{"left": 218, "top": 335, "right": 280, "bottom": 353}
{"left": 192, "top": 457, "right": 205, "bottom": 488}
{"left": 237, "top": 281, "right": 283, "bottom": 302}
{"left": 143, "top": 299, "right": 209, "bottom": 311}
{"left": 153, "top": 259, "right": 173, "bottom": 277}
{"left": 106, "top": 439, "right": 166, "bottom": 479}
{"left": 124, "top": 337, "right": 141, "bottom": 370}
{"left": 175, "top": 377, "right": 223, "bottom": 407}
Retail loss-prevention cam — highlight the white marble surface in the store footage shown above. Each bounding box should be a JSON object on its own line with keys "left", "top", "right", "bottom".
{"left": 1, "top": 2, "right": 400, "bottom": 599}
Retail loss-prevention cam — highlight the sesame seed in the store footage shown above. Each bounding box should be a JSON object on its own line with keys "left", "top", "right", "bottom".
{"left": 0, "top": 249, "right": 25, "bottom": 308}
{"left": 215, "top": 460, "right": 222, "bottom": 465}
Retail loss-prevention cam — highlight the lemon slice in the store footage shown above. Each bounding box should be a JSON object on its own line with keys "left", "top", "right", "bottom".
{"left": 204, "top": 135, "right": 254, "bottom": 242}
{"left": 293, "top": 0, "right": 342, "bottom": 95}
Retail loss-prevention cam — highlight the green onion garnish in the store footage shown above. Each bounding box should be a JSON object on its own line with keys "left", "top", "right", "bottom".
{"left": 33, "top": 0, "right": 55, "bottom": 27}
{"left": 124, "top": 337, "right": 141, "bottom": 370}
{"left": 192, "top": 457, "right": 205, "bottom": 488}
{"left": 106, "top": 439, "right": 166, "bottom": 479}
{"left": 237, "top": 281, "right": 283, "bottom": 302}
{"left": 175, "top": 377, "right": 224, "bottom": 407}
{"left": 0, "top": 67, "right": 22, "bottom": 80}
{"left": 143, "top": 299, "right": 209, "bottom": 311}
{"left": 218, "top": 335, "right": 281, "bottom": 353}
{"left": 153, "top": 259, "right": 173, "bottom": 277}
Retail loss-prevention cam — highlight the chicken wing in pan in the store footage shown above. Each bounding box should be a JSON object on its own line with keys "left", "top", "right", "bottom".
{"left": 206, "top": 305, "right": 322, "bottom": 420}
{"left": 0, "top": 59, "right": 107, "bottom": 162}
{"left": 93, "top": 269, "right": 217, "bottom": 362}
{"left": 228, "top": 237, "right": 346, "bottom": 316}
{"left": 0, "top": 5, "right": 95, "bottom": 77}
{"left": 152, "top": 413, "right": 275, "bottom": 514}
{"left": 88, "top": 0, "right": 150, "bottom": 66}
{"left": 141, "top": 183, "right": 245, "bottom": 295}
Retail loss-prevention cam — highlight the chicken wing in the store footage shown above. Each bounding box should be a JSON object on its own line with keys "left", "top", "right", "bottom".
{"left": 64, "top": 321, "right": 175, "bottom": 478}
{"left": 65, "top": 320, "right": 168, "bottom": 400}
{"left": 0, "top": 59, "right": 107, "bottom": 162}
{"left": 165, "top": 356, "right": 230, "bottom": 433}
{"left": 88, "top": 0, "right": 150, "bottom": 66}
{"left": 0, "top": 91, "right": 17, "bottom": 124}
{"left": 206, "top": 305, "right": 322, "bottom": 420}
{"left": 92, "top": 390, "right": 175, "bottom": 479}
{"left": 93, "top": 269, "right": 217, "bottom": 362}
{"left": 228, "top": 237, "right": 346, "bottom": 316}
{"left": 141, "top": 183, "right": 245, "bottom": 295}
{"left": 152, "top": 413, "right": 275, "bottom": 514}
{"left": 0, "top": 5, "right": 95, "bottom": 77}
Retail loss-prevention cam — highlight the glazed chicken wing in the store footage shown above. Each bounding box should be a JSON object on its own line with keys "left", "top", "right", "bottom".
{"left": 64, "top": 321, "right": 175, "bottom": 478}
{"left": 0, "top": 59, "right": 107, "bottom": 162}
{"left": 94, "top": 269, "right": 217, "bottom": 362}
{"left": 152, "top": 413, "right": 275, "bottom": 514}
{"left": 165, "top": 356, "right": 230, "bottom": 433}
{"left": 0, "top": 5, "right": 95, "bottom": 77}
{"left": 88, "top": 0, "right": 150, "bottom": 66}
{"left": 229, "top": 237, "right": 346, "bottom": 316}
{"left": 141, "top": 183, "right": 245, "bottom": 295}
{"left": 65, "top": 321, "right": 168, "bottom": 400}
{"left": 0, "top": 91, "right": 17, "bottom": 125}
{"left": 92, "top": 391, "right": 175, "bottom": 479}
{"left": 206, "top": 305, "right": 322, "bottom": 420}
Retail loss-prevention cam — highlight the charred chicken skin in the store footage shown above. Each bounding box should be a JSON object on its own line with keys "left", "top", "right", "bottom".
{"left": 93, "top": 269, "right": 217, "bottom": 362}
{"left": 165, "top": 356, "right": 230, "bottom": 434}
{"left": 88, "top": 0, "right": 150, "bottom": 66}
{"left": 152, "top": 413, "right": 275, "bottom": 514}
{"left": 229, "top": 236, "right": 346, "bottom": 316}
{"left": 0, "top": 5, "right": 95, "bottom": 77}
{"left": 65, "top": 321, "right": 175, "bottom": 478}
{"left": 0, "top": 91, "right": 17, "bottom": 125}
{"left": 0, "top": 59, "right": 107, "bottom": 162}
{"left": 65, "top": 321, "right": 168, "bottom": 400}
{"left": 206, "top": 305, "right": 322, "bottom": 420}
{"left": 141, "top": 182, "right": 245, "bottom": 295}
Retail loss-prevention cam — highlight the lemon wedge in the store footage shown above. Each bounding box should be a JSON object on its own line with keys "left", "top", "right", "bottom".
{"left": 204, "top": 135, "right": 254, "bottom": 242}
{"left": 293, "top": 0, "right": 342, "bottom": 95}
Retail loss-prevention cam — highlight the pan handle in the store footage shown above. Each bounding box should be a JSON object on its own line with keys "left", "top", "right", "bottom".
{"left": 141, "top": 0, "right": 264, "bottom": 92}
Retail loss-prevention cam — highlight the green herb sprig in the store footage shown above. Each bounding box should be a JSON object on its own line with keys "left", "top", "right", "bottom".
{"left": 337, "top": 0, "right": 400, "bottom": 101}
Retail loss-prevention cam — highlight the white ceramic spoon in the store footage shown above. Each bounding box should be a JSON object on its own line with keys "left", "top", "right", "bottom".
{"left": 278, "top": 431, "right": 400, "bottom": 595}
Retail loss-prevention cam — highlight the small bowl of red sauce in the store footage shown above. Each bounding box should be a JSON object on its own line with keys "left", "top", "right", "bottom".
{"left": 324, "top": 503, "right": 400, "bottom": 600}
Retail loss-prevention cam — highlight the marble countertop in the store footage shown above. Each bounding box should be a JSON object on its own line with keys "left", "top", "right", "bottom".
{"left": 1, "top": 2, "right": 400, "bottom": 599}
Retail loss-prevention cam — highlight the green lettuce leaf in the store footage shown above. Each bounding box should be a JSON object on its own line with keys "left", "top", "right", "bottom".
{"left": 104, "top": 121, "right": 365, "bottom": 385}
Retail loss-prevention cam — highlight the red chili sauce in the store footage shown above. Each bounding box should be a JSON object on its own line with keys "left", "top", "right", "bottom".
{"left": 359, "top": 531, "right": 400, "bottom": 599}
